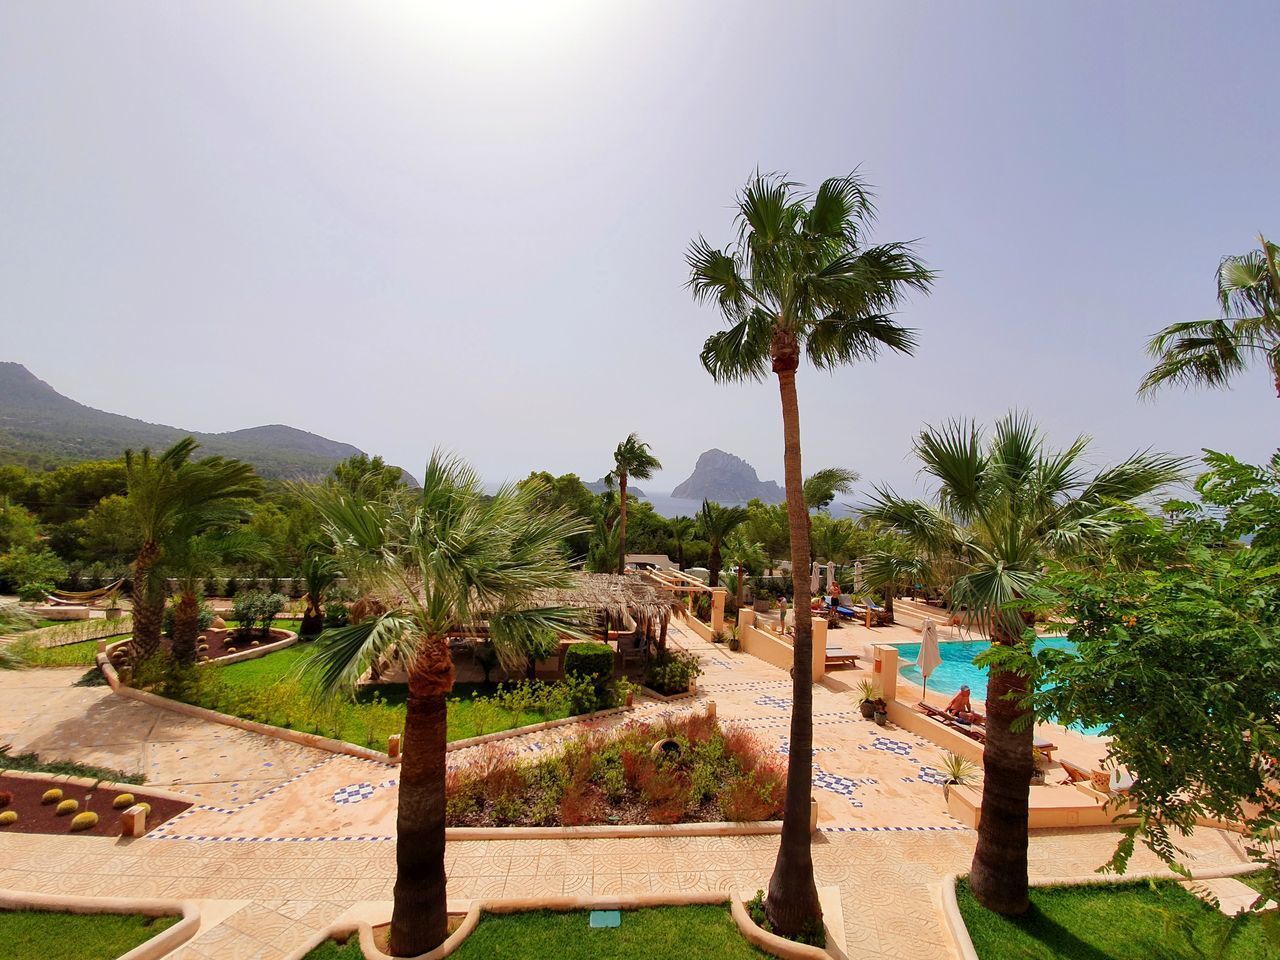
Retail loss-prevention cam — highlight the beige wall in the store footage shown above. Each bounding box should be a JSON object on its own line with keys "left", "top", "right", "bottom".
{"left": 735, "top": 609, "right": 825, "bottom": 682}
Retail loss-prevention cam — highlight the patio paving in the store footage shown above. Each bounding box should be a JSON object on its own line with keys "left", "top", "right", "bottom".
{"left": 0, "top": 622, "right": 1256, "bottom": 959}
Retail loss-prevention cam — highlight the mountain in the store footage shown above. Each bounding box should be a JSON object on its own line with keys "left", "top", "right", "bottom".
{"left": 0, "top": 362, "right": 389, "bottom": 481}
{"left": 669, "top": 449, "right": 784, "bottom": 503}
{"left": 583, "top": 475, "right": 645, "bottom": 498}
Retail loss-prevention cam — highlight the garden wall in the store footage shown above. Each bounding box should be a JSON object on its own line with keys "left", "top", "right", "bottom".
{"left": 735, "top": 609, "right": 825, "bottom": 682}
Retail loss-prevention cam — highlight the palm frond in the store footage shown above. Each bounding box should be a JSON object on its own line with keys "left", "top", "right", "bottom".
{"left": 699, "top": 308, "right": 774, "bottom": 383}
{"left": 299, "top": 614, "right": 413, "bottom": 698}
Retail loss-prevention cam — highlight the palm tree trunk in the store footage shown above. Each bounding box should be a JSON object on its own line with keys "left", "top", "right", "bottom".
{"left": 968, "top": 618, "right": 1034, "bottom": 915}
{"left": 708, "top": 543, "right": 721, "bottom": 587}
{"left": 616, "top": 473, "right": 628, "bottom": 574}
{"left": 301, "top": 594, "right": 324, "bottom": 637}
{"left": 765, "top": 363, "right": 822, "bottom": 936}
{"left": 171, "top": 588, "right": 201, "bottom": 665}
{"left": 736, "top": 562, "right": 746, "bottom": 608}
{"left": 130, "top": 540, "right": 164, "bottom": 661}
{"left": 389, "top": 643, "right": 453, "bottom": 957}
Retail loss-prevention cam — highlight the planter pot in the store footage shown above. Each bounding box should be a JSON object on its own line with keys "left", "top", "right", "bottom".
{"left": 753, "top": 599, "right": 772, "bottom": 613}
{"left": 873, "top": 710, "right": 888, "bottom": 726}
{"left": 104, "top": 607, "right": 123, "bottom": 620}
{"left": 1031, "top": 771, "right": 1046, "bottom": 786}
{"left": 859, "top": 701, "right": 876, "bottom": 720}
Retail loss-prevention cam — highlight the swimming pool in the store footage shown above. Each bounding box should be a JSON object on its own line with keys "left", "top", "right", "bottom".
{"left": 892, "top": 637, "right": 1107, "bottom": 737}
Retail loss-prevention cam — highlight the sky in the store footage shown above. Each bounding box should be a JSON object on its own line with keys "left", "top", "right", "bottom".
{"left": 3, "top": 1, "right": 1277, "bottom": 503}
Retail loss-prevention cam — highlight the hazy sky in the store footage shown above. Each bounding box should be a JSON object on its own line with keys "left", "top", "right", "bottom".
{"left": 3, "top": 2, "right": 1277, "bottom": 501}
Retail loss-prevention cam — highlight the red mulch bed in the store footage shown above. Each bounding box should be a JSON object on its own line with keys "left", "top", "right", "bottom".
{"left": 109, "top": 626, "right": 295, "bottom": 664}
{"left": 0, "top": 774, "right": 190, "bottom": 838}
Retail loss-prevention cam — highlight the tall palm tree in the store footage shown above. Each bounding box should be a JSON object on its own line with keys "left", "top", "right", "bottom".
{"left": 687, "top": 170, "right": 932, "bottom": 935}
{"left": 1141, "top": 235, "right": 1280, "bottom": 398}
{"left": 301, "top": 455, "right": 588, "bottom": 957}
{"left": 668, "top": 515, "right": 696, "bottom": 570}
{"left": 698, "top": 499, "right": 748, "bottom": 587}
{"left": 613, "top": 434, "right": 662, "bottom": 573}
{"left": 863, "top": 413, "right": 1184, "bottom": 915}
{"left": 125, "top": 438, "right": 262, "bottom": 661}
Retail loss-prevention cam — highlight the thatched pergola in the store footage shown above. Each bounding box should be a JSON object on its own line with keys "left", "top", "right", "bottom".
{"left": 533, "top": 572, "right": 680, "bottom": 641}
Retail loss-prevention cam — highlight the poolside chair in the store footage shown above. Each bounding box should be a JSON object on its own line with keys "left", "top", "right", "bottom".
{"left": 824, "top": 645, "right": 859, "bottom": 669}
{"left": 916, "top": 701, "right": 1057, "bottom": 761}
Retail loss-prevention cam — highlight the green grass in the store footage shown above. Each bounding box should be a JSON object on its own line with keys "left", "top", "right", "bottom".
{"left": 189, "top": 645, "right": 574, "bottom": 746}
{"left": 304, "top": 906, "right": 766, "bottom": 959}
{"left": 1239, "top": 871, "right": 1274, "bottom": 896}
{"left": 956, "top": 876, "right": 1277, "bottom": 959}
{"left": 12, "top": 637, "right": 99, "bottom": 668}
{"left": 0, "top": 910, "right": 178, "bottom": 960}
{"left": 0, "top": 744, "right": 144, "bottom": 784}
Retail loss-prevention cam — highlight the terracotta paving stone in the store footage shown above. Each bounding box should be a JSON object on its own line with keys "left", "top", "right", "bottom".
{"left": 0, "top": 625, "right": 1257, "bottom": 959}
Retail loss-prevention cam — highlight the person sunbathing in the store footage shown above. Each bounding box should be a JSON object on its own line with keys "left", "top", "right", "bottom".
{"left": 944, "top": 686, "right": 984, "bottom": 725}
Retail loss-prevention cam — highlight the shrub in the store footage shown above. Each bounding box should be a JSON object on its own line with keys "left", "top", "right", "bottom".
{"left": 0, "top": 790, "right": 11, "bottom": 808}
{"left": 224, "top": 576, "right": 239, "bottom": 597}
{"left": 0, "top": 547, "right": 68, "bottom": 593}
{"left": 563, "top": 642, "right": 614, "bottom": 685}
{"left": 323, "top": 600, "right": 350, "bottom": 628}
{"left": 232, "top": 591, "right": 287, "bottom": 637}
{"left": 559, "top": 776, "right": 603, "bottom": 826}
{"left": 639, "top": 767, "right": 692, "bottom": 824}
{"left": 17, "top": 581, "right": 53, "bottom": 602}
{"left": 41, "top": 788, "right": 63, "bottom": 804}
{"left": 718, "top": 771, "right": 785, "bottom": 821}
{"left": 644, "top": 648, "right": 703, "bottom": 696}
{"left": 69, "top": 811, "right": 98, "bottom": 831}
{"left": 112, "top": 793, "right": 136, "bottom": 810}
{"left": 55, "top": 798, "right": 78, "bottom": 816}
{"left": 0, "top": 811, "right": 17, "bottom": 825}
{"left": 745, "top": 889, "right": 825, "bottom": 948}
{"left": 444, "top": 767, "right": 481, "bottom": 822}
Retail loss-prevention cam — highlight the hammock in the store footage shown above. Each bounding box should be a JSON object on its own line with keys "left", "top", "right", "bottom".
{"left": 48, "top": 579, "right": 127, "bottom": 606}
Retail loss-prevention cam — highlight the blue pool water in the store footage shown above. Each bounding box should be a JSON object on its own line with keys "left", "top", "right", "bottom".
{"left": 893, "top": 637, "right": 1107, "bottom": 737}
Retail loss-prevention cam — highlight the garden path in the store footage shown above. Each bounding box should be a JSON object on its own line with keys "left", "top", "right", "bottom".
{"left": 0, "top": 626, "right": 1256, "bottom": 960}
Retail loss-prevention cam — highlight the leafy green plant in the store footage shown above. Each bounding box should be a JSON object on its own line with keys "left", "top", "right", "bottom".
{"left": 17, "top": 581, "right": 53, "bottom": 602}
{"left": 644, "top": 648, "right": 703, "bottom": 696}
{"left": 745, "top": 890, "right": 825, "bottom": 948}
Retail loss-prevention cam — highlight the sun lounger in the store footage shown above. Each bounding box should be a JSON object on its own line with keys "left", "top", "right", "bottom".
{"left": 824, "top": 645, "right": 858, "bottom": 669}
{"left": 916, "top": 701, "right": 1057, "bottom": 761}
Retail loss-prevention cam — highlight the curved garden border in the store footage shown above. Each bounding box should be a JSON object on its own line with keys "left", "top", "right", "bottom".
{"left": 0, "top": 888, "right": 200, "bottom": 960}
{"left": 938, "top": 862, "right": 1266, "bottom": 960}
{"left": 103, "top": 630, "right": 297, "bottom": 669}
{"left": 293, "top": 889, "right": 847, "bottom": 960}
{"left": 97, "top": 651, "right": 636, "bottom": 763}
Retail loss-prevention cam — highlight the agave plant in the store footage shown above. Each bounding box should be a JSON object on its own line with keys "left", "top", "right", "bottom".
{"left": 939, "top": 751, "right": 980, "bottom": 802}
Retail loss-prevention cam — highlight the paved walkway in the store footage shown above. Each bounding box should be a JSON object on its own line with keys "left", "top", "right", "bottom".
{"left": 0, "top": 623, "right": 1254, "bottom": 959}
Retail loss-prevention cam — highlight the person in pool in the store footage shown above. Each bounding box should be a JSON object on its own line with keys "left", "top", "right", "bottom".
{"left": 945, "top": 685, "right": 984, "bottom": 725}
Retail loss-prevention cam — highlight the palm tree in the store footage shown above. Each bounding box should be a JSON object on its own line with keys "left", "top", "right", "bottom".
{"left": 803, "top": 467, "right": 860, "bottom": 512}
{"left": 166, "top": 530, "right": 262, "bottom": 665}
{"left": 301, "top": 455, "right": 588, "bottom": 957}
{"left": 1140, "top": 236, "right": 1280, "bottom": 398}
{"left": 863, "top": 413, "right": 1184, "bottom": 915}
{"left": 124, "top": 438, "right": 262, "bottom": 661}
{"left": 299, "top": 552, "right": 340, "bottom": 637}
{"left": 668, "top": 515, "right": 696, "bottom": 570}
{"left": 613, "top": 434, "right": 662, "bottom": 573}
{"left": 687, "top": 170, "right": 933, "bottom": 935}
{"left": 698, "top": 499, "right": 748, "bottom": 587}
{"left": 723, "top": 532, "right": 766, "bottom": 609}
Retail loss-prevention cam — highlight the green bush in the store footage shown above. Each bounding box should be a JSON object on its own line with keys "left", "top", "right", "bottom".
{"left": 0, "top": 547, "right": 68, "bottom": 593}
{"left": 224, "top": 575, "right": 239, "bottom": 597}
{"left": 563, "top": 642, "right": 614, "bottom": 684}
{"left": 323, "top": 600, "right": 350, "bottom": 628}
{"left": 645, "top": 648, "right": 704, "bottom": 696}
{"left": 232, "top": 591, "right": 287, "bottom": 637}
{"left": 17, "top": 581, "right": 53, "bottom": 602}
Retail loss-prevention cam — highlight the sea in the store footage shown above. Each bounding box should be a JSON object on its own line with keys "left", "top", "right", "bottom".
{"left": 638, "top": 492, "right": 857, "bottom": 519}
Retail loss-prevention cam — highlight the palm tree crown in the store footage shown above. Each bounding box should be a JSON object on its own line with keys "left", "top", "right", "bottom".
{"left": 613, "top": 434, "right": 662, "bottom": 573}
{"left": 697, "top": 499, "right": 748, "bottom": 587}
{"left": 1141, "top": 236, "right": 1280, "bottom": 398}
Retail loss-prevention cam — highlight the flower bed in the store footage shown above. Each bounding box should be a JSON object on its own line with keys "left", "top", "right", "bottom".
{"left": 446, "top": 714, "right": 785, "bottom": 828}
{"left": 0, "top": 774, "right": 189, "bottom": 837}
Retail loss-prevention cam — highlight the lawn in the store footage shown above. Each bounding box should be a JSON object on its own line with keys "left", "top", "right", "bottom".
{"left": 956, "top": 876, "right": 1277, "bottom": 959}
{"left": 182, "top": 644, "right": 575, "bottom": 747}
{"left": 0, "top": 909, "right": 178, "bottom": 960}
{"left": 305, "top": 906, "right": 767, "bottom": 959}
{"left": 12, "top": 637, "right": 99, "bottom": 668}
